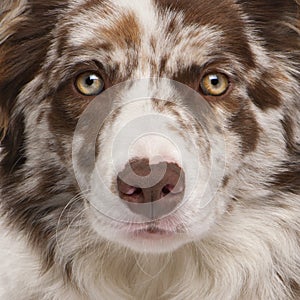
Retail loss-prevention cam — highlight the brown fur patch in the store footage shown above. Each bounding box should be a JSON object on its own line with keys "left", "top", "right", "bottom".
{"left": 173, "top": 64, "right": 202, "bottom": 89}
{"left": 238, "top": 0, "right": 300, "bottom": 56}
{"left": 222, "top": 176, "right": 230, "bottom": 188}
{"left": 228, "top": 105, "right": 261, "bottom": 153}
{"left": 273, "top": 167, "right": 300, "bottom": 194}
{"left": 247, "top": 72, "right": 282, "bottom": 110}
{"left": 0, "top": 109, "right": 8, "bottom": 142}
{"left": 291, "top": 279, "right": 300, "bottom": 298}
{"left": 281, "top": 115, "right": 298, "bottom": 153}
{"left": 101, "top": 12, "right": 141, "bottom": 49}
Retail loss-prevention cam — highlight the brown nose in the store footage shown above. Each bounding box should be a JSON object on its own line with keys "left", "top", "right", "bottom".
{"left": 117, "top": 159, "right": 185, "bottom": 219}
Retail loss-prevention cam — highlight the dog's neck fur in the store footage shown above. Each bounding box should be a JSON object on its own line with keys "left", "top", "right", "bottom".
{"left": 1, "top": 195, "right": 299, "bottom": 300}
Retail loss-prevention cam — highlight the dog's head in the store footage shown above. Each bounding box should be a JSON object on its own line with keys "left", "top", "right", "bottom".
{"left": 0, "top": 0, "right": 299, "bottom": 261}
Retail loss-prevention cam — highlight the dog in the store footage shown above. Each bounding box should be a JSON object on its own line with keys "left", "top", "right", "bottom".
{"left": 0, "top": 0, "right": 300, "bottom": 299}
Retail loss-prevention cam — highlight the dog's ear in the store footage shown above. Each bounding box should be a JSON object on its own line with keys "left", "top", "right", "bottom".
{"left": 0, "top": 0, "right": 67, "bottom": 142}
{"left": 236, "top": 0, "right": 300, "bottom": 34}
{"left": 0, "top": 1, "right": 26, "bottom": 142}
{"left": 237, "top": 0, "right": 300, "bottom": 67}
{"left": 0, "top": 0, "right": 68, "bottom": 172}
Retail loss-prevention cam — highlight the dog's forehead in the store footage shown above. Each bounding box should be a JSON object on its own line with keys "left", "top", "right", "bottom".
{"left": 67, "top": 0, "right": 240, "bottom": 27}
{"left": 60, "top": 0, "right": 252, "bottom": 77}
{"left": 66, "top": 0, "right": 223, "bottom": 49}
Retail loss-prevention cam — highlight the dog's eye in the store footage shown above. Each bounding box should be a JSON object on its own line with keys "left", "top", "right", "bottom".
{"left": 75, "top": 72, "right": 104, "bottom": 96}
{"left": 200, "top": 73, "right": 229, "bottom": 96}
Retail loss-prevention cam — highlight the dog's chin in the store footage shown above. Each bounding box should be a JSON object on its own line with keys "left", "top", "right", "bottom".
{"left": 116, "top": 231, "right": 191, "bottom": 254}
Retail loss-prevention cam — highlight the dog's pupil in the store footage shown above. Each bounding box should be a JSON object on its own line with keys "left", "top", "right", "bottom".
{"left": 86, "top": 76, "right": 94, "bottom": 86}
{"left": 211, "top": 78, "right": 219, "bottom": 86}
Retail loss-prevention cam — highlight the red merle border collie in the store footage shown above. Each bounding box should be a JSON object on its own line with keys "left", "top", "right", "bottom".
{"left": 0, "top": 0, "right": 300, "bottom": 299}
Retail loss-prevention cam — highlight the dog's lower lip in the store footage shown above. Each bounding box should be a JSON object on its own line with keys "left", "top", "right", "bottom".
{"left": 131, "top": 226, "right": 175, "bottom": 239}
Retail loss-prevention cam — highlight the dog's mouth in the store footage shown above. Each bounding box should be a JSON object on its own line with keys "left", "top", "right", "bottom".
{"left": 132, "top": 227, "right": 175, "bottom": 239}
{"left": 127, "top": 221, "right": 184, "bottom": 240}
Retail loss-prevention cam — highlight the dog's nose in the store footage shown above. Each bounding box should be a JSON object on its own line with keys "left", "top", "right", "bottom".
{"left": 117, "top": 159, "right": 185, "bottom": 219}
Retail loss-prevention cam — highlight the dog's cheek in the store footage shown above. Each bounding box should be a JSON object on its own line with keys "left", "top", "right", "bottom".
{"left": 50, "top": 83, "right": 89, "bottom": 131}
{"left": 45, "top": 83, "right": 92, "bottom": 160}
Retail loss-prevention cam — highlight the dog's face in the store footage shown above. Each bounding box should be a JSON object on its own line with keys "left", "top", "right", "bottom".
{"left": 0, "top": 0, "right": 299, "bottom": 260}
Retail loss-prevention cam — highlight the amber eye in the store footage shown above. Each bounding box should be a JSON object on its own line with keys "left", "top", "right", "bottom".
{"left": 200, "top": 73, "right": 229, "bottom": 96}
{"left": 75, "top": 72, "right": 104, "bottom": 96}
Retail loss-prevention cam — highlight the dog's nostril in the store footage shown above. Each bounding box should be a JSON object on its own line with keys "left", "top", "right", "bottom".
{"left": 117, "top": 159, "right": 185, "bottom": 219}
{"left": 162, "top": 184, "right": 173, "bottom": 196}
{"left": 161, "top": 183, "right": 184, "bottom": 196}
